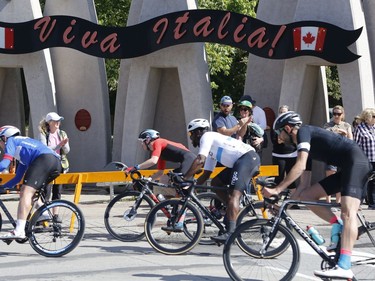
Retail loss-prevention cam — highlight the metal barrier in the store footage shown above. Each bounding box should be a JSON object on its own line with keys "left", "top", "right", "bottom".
{"left": 0, "top": 165, "right": 279, "bottom": 204}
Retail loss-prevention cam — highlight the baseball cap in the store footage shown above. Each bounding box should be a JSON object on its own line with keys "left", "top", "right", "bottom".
{"left": 46, "top": 112, "right": 64, "bottom": 122}
{"left": 239, "top": 100, "right": 252, "bottom": 108}
{"left": 220, "top": 96, "right": 233, "bottom": 105}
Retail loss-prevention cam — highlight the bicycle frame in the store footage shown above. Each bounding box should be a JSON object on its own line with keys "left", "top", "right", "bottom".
{"left": 264, "top": 199, "right": 340, "bottom": 267}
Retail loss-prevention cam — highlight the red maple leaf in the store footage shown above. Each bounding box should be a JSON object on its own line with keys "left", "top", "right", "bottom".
{"left": 303, "top": 32, "right": 315, "bottom": 45}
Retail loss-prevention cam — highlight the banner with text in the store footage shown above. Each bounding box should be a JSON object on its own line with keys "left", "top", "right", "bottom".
{"left": 0, "top": 9, "right": 362, "bottom": 64}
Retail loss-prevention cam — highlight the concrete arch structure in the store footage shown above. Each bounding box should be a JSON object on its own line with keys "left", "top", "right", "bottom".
{"left": 0, "top": 0, "right": 56, "bottom": 137}
{"left": 112, "top": 0, "right": 212, "bottom": 166}
{"left": 43, "top": 0, "right": 111, "bottom": 171}
{"left": 245, "top": 0, "right": 375, "bottom": 173}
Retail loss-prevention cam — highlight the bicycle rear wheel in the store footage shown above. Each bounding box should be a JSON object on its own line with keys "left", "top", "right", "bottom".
{"left": 27, "top": 200, "right": 85, "bottom": 257}
{"left": 196, "top": 192, "right": 226, "bottom": 245}
{"left": 351, "top": 220, "right": 375, "bottom": 280}
{"left": 145, "top": 199, "right": 203, "bottom": 255}
{"left": 223, "top": 219, "right": 299, "bottom": 281}
{"left": 104, "top": 190, "right": 155, "bottom": 242}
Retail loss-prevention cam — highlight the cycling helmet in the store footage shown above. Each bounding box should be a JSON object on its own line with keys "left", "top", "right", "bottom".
{"left": 138, "top": 129, "right": 160, "bottom": 144}
{"left": 187, "top": 119, "right": 210, "bottom": 132}
{"left": 273, "top": 111, "right": 302, "bottom": 134}
{"left": 0, "top": 125, "right": 20, "bottom": 138}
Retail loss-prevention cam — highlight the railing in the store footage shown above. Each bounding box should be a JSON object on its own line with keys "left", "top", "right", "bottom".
{"left": 0, "top": 165, "right": 278, "bottom": 204}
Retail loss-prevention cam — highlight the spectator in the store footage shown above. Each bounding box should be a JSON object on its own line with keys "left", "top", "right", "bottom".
{"left": 352, "top": 115, "right": 361, "bottom": 130}
{"left": 240, "top": 95, "right": 267, "bottom": 130}
{"left": 39, "top": 112, "right": 70, "bottom": 222}
{"left": 353, "top": 108, "right": 375, "bottom": 210}
{"left": 271, "top": 105, "right": 297, "bottom": 189}
{"left": 323, "top": 105, "right": 353, "bottom": 206}
{"left": 212, "top": 96, "right": 248, "bottom": 138}
{"left": 237, "top": 100, "right": 264, "bottom": 157}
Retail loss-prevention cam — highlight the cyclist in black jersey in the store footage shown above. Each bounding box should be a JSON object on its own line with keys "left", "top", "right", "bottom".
{"left": 263, "top": 111, "right": 372, "bottom": 279}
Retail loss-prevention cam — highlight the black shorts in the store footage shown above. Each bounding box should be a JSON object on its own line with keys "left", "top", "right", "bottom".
{"left": 319, "top": 146, "right": 372, "bottom": 200}
{"left": 215, "top": 150, "right": 260, "bottom": 192}
{"left": 23, "top": 154, "right": 62, "bottom": 190}
{"left": 174, "top": 152, "right": 197, "bottom": 175}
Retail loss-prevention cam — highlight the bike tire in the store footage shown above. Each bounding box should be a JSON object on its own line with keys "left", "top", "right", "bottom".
{"left": 27, "top": 200, "right": 85, "bottom": 257}
{"left": 223, "top": 219, "right": 300, "bottom": 281}
{"left": 351, "top": 220, "right": 375, "bottom": 280}
{"left": 104, "top": 190, "right": 155, "bottom": 242}
{"left": 196, "top": 192, "right": 226, "bottom": 245}
{"left": 236, "top": 201, "right": 265, "bottom": 225}
{"left": 145, "top": 199, "right": 203, "bottom": 255}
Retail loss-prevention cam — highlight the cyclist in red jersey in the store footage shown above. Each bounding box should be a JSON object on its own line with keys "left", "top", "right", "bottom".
{"left": 125, "top": 129, "right": 196, "bottom": 182}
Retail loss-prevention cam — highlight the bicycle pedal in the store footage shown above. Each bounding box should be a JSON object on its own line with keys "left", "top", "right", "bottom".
{"left": 2, "top": 239, "right": 13, "bottom": 245}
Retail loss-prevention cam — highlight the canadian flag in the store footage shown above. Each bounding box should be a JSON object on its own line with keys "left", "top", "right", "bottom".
{"left": 0, "top": 27, "right": 14, "bottom": 49}
{"left": 293, "top": 26, "right": 326, "bottom": 52}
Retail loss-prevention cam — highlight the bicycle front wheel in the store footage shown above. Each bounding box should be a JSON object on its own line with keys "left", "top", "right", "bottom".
{"left": 104, "top": 191, "right": 155, "bottom": 242}
{"left": 145, "top": 199, "right": 203, "bottom": 255}
{"left": 223, "top": 219, "right": 299, "bottom": 281}
{"left": 27, "top": 200, "right": 85, "bottom": 257}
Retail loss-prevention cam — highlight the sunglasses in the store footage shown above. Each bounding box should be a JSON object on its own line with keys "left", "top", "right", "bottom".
{"left": 239, "top": 107, "right": 249, "bottom": 111}
{"left": 221, "top": 104, "right": 231, "bottom": 107}
{"left": 333, "top": 112, "right": 342, "bottom": 116}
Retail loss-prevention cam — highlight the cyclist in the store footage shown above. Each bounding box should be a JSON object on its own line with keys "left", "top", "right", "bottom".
{"left": 263, "top": 111, "right": 372, "bottom": 279}
{"left": 125, "top": 129, "right": 196, "bottom": 200}
{"left": 184, "top": 118, "right": 260, "bottom": 242}
{"left": 0, "top": 125, "right": 62, "bottom": 239}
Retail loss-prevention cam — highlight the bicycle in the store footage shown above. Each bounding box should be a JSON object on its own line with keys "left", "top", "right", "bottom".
{"left": 223, "top": 177, "right": 375, "bottom": 281}
{"left": 104, "top": 170, "right": 224, "bottom": 242}
{"left": 0, "top": 186, "right": 85, "bottom": 257}
{"left": 144, "top": 172, "right": 266, "bottom": 255}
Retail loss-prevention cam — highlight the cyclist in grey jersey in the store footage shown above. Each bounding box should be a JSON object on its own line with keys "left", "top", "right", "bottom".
{"left": 185, "top": 119, "right": 260, "bottom": 243}
{"left": 263, "top": 112, "right": 372, "bottom": 279}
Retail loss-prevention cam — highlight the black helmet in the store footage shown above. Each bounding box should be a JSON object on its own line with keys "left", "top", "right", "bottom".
{"left": 273, "top": 111, "right": 302, "bottom": 134}
{"left": 138, "top": 129, "right": 160, "bottom": 144}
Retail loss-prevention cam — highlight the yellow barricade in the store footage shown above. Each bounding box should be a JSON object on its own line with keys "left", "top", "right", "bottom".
{"left": 0, "top": 165, "right": 278, "bottom": 205}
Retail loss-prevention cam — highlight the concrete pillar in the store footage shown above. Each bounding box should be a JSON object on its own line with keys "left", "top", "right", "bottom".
{"left": 44, "top": 0, "right": 111, "bottom": 171}
{"left": 112, "top": 0, "right": 212, "bottom": 166}
{"left": 0, "top": 0, "right": 56, "bottom": 137}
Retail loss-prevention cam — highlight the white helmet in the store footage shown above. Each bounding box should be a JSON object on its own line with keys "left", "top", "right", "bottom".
{"left": 0, "top": 125, "right": 20, "bottom": 138}
{"left": 187, "top": 119, "right": 210, "bottom": 132}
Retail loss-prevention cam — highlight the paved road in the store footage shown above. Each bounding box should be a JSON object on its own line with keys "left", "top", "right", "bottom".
{"left": 0, "top": 192, "right": 374, "bottom": 281}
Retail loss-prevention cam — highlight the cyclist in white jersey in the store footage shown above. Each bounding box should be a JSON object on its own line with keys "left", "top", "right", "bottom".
{"left": 185, "top": 119, "right": 260, "bottom": 243}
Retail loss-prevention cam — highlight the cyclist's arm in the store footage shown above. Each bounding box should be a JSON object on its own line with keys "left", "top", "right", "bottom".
{"left": 277, "top": 150, "right": 308, "bottom": 191}
{"left": 138, "top": 155, "right": 159, "bottom": 169}
{"left": 264, "top": 150, "right": 308, "bottom": 197}
{"left": 2, "top": 164, "right": 27, "bottom": 188}
{"left": 184, "top": 154, "right": 206, "bottom": 179}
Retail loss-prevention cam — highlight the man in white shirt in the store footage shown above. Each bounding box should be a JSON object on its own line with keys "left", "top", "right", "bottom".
{"left": 185, "top": 119, "right": 260, "bottom": 243}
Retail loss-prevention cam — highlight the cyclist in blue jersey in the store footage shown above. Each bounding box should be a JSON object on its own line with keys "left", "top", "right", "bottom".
{"left": 0, "top": 125, "right": 62, "bottom": 239}
{"left": 263, "top": 112, "right": 372, "bottom": 279}
{"left": 185, "top": 119, "right": 260, "bottom": 243}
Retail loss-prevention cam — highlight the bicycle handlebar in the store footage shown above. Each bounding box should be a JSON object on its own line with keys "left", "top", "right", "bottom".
{"left": 129, "top": 170, "right": 168, "bottom": 187}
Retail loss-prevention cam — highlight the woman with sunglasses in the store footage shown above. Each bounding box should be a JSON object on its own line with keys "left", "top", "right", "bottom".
{"left": 323, "top": 105, "right": 353, "bottom": 208}
{"left": 237, "top": 100, "right": 264, "bottom": 158}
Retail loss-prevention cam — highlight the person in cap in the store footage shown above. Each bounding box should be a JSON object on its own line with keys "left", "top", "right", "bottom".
{"left": 185, "top": 118, "right": 260, "bottom": 243}
{"left": 240, "top": 95, "right": 267, "bottom": 130}
{"left": 212, "top": 95, "right": 249, "bottom": 138}
{"left": 237, "top": 100, "right": 264, "bottom": 156}
{"left": 263, "top": 111, "right": 372, "bottom": 279}
{"left": 0, "top": 125, "right": 62, "bottom": 239}
{"left": 39, "top": 112, "right": 70, "bottom": 222}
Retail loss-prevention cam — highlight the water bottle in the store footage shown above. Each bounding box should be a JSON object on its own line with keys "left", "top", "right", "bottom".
{"left": 306, "top": 225, "right": 325, "bottom": 245}
{"left": 157, "top": 194, "right": 165, "bottom": 202}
